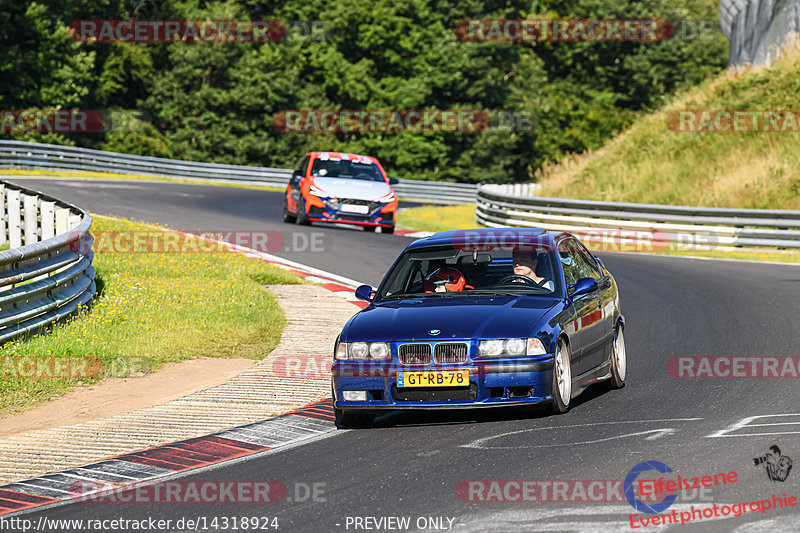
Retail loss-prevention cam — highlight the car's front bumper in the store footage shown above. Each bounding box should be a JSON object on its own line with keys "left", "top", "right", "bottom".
{"left": 332, "top": 358, "right": 555, "bottom": 410}
{"left": 307, "top": 202, "right": 395, "bottom": 227}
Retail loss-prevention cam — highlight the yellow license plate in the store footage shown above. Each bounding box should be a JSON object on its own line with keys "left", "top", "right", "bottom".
{"left": 397, "top": 370, "right": 469, "bottom": 388}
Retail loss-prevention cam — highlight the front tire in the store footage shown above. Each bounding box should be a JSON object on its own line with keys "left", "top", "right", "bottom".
{"left": 295, "top": 196, "right": 311, "bottom": 225}
{"left": 282, "top": 200, "right": 296, "bottom": 223}
{"left": 384, "top": 225, "right": 395, "bottom": 234}
{"left": 609, "top": 326, "right": 627, "bottom": 389}
{"left": 551, "top": 339, "right": 572, "bottom": 414}
{"left": 364, "top": 225, "right": 377, "bottom": 232}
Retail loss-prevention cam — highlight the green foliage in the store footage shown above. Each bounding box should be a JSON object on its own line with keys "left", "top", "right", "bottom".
{"left": 101, "top": 110, "right": 174, "bottom": 158}
{"left": 0, "top": 0, "right": 728, "bottom": 182}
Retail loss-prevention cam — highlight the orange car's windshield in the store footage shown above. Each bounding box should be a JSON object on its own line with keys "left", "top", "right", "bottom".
{"left": 311, "top": 159, "right": 384, "bottom": 182}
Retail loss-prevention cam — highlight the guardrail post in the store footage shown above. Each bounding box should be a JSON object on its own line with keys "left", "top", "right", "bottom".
{"left": 40, "top": 200, "right": 56, "bottom": 240}
{"left": 55, "top": 207, "right": 70, "bottom": 236}
{"left": 0, "top": 184, "right": 5, "bottom": 246}
{"left": 22, "top": 193, "right": 39, "bottom": 245}
{"left": 7, "top": 189, "right": 21, "bottom": 249}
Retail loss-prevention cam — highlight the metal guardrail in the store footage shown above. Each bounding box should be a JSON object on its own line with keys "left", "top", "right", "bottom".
{"left": 477, "top": 183, "right": 800, "bottom": 251}
{"left": 0, "top": 180, "right": 95, "bottom": 343}
{"left": 0, "top": 141, "right": 476, "bottom": 204}
{"left": 15, "top": 140, "right": 799, "bottom": 252}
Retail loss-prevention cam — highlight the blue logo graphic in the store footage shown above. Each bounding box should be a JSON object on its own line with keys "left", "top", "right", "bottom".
{"left": 428, "top": 329, "right": 441, "bottom": 336}
{"left": 624, "top": 461, "right": 677, "bottom": 514}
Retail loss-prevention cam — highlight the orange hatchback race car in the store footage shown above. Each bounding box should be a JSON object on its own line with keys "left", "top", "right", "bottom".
{"left": 283, "top": 151, "right": 399, "bottom": 233}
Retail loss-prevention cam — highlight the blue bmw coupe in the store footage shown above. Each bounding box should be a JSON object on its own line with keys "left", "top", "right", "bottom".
{"left": 331, "top": 228, "right": 626, "bottom": 427}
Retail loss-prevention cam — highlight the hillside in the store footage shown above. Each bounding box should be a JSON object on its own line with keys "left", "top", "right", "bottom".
{"left": 536, "top": 43, "right": 800, "bottom": 210}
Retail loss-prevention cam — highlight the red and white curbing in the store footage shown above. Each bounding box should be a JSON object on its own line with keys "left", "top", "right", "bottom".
{"left": 0, "top": 401, "right": 338, "bottom": 516}
{"left": 395, "top": 229, "right": 435, "bottom": 239}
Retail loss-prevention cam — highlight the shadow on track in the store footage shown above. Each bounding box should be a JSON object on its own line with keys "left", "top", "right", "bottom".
{"left": 359, "top": 382, "right": 624, "bottom": 429}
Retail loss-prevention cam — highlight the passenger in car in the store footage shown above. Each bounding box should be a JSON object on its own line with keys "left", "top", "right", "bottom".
{"left": 423, "top": 267, "right": 472, "bottom": 292}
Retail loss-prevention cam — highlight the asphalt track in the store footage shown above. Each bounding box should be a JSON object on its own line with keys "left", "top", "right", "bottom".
{"left": 9, "top": 178, "right": 800, "bottom": 532}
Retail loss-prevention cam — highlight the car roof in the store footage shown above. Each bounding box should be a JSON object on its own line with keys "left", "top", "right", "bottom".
{"left": 308, "top": 151, "right": 379, "bottom": 164}
{"left": 404, "top": 228, "right": 567, "bottom": 251}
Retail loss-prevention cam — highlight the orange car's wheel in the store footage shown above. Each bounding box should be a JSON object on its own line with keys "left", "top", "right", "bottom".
{"left": 282, "top": 197, "right": 296, "bottom": 223}
{"left": 295, "top": 196, "right": 311, "bottom": 225}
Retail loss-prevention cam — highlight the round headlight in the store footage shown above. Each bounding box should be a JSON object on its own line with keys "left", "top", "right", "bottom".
{"left": 504, "top": 338, "right": 527, "bottom": 355}
{"left": 350, "top": 342, "right": 369, "bottom": 359}
{"left": 369, "top": 342, "right": 390, "bottom": 359}
{"left": 480, "top": 339, "right": 504, "bottom": 356}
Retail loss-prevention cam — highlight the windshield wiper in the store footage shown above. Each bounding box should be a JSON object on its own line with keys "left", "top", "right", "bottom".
{"left": 464, "top": 290, "right": 524, "bottom": 296}
{"left": 467, "top": 288, "right": 548, "bottom": 296}
{"left": 377, "top": 293, "right": 447, "bottom": 300}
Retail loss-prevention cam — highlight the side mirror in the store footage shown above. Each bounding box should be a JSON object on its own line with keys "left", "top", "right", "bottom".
{"left": 388, "top": 177, "right": 399, "bottom": 185}
{"left": 355, "top": 284, "right": 376, "bottom": 302}
{"left": 568, "top": 277, "right": 598, "bottom": 298}
{"left": 594, "top": 255, "right": 605, "bottom": 270}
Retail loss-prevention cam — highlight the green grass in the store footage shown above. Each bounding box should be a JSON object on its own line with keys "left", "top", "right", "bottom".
{"left": 0, "top": 215, "right": 303, "bottom": 415}
{"left": 535, "top": 42, "right": 800, "bottom": 210}
{"left": 397, "top": 204, "right": 800, "bottom": 264}
{"left": 657, "top": 248, "right": 800, "bottom": 263}
{"left": 0, "top": 168, "right": 284, "bottom": 192}
{"left": 397, "top": 204, "right": 486, "bottom": 233}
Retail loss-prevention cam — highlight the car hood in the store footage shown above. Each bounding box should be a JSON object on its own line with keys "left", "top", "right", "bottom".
{"left": 344, "top": 295, "right": 559, "bottom": 341}
{"left": 311, "top": 176, "right": 391, "bottom": 201}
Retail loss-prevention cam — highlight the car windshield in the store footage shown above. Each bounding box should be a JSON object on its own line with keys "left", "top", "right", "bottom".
{"left": 375, "top": 245, "right": 561, "bottom": 300}
{"left": 311, "top": 158, "right": 384, "bottom": 182}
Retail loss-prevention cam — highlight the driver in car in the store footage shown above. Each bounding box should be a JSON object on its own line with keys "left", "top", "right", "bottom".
{"left": 511, "top": 251, "right": 554, "bottom": 290}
